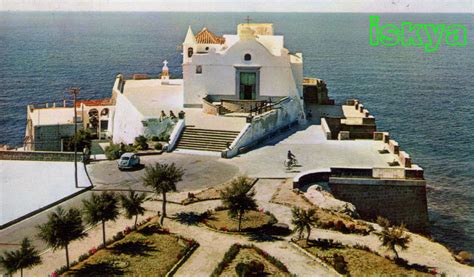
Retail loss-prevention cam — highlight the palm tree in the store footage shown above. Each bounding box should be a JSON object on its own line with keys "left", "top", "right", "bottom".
{"left": 120, "top": 190, "right": 147, "bottom": 229}
{"left": 82, "top": 192, "right": 120, "bottom": 247}
{"left": 220, "top": 176, "right": 258, "bottom": 232}
{"left": 0, "top": 237, "right": 41, "bottom": 277}
{"left": 375, "top": 217, "right": 411, "bottom": 259}
{"left": 143, "top": 162, "right": 184, "bottom": 225}
{"left": 37, "top": 206, "right": 87, "bottom": 269}
{"left": 291, "top": 207, "right": 318, "bottom": 244}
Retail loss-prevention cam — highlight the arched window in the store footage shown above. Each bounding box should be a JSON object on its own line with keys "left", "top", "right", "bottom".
{"left": 187, "top": 47, "right": 194, "bottom": 58}
{"left": 101, "top": 108, "right": 109, "bottom": 117}
{"left": 244, "top": 53, "right": 252, "bottom": 61}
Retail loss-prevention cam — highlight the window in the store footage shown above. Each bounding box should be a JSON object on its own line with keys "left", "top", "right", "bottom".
{"left": 187, "top": 47, "right": 193, "bottom": 58}
{"left": 244, "top": 53, "right": 252, "bottom": 61}
{"left": 196, "top": 65, "right": 202, "bottom": 74}
{"left": 205, "top": 46, "right": 209, "bottom": 51}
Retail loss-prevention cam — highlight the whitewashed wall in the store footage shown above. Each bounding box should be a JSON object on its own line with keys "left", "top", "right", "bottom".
{"left": 112, "top": 92, "right": 144, "bottom": 144}
{"left": 183, "top": 38, "right": 303, "bottom": 106}
{"left": 225, "top": 96, "right": 301, "bottom": 158}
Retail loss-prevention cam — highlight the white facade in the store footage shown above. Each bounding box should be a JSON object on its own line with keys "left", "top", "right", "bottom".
{"left": 183, "top": 24, "right": 304, "bottom": 107}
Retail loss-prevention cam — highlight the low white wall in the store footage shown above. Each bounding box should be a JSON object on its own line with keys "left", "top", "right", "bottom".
{"left": 167, "top": 119, "right": 185, "bottom": 152}
{"left": 321, "top": 117, "right": 332, "bottom": 139}
{"left": 225, "top": 96, "right": 301, "bottom": 158}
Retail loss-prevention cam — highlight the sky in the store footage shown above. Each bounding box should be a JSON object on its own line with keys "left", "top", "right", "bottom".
{"left": 0, "top": 0, "right": 472, "bottom": 13}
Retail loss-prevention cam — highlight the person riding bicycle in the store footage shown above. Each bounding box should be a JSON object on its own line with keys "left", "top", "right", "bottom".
{"left": 287, "top": 150, "right": 296, "bottom": 164}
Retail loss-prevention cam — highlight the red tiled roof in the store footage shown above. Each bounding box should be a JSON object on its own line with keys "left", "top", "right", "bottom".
{"left": 195, "top": 28, "right": 225, "bottom": 44}
{"left": 76, "top": 98, "right": 113, "bottom": 107}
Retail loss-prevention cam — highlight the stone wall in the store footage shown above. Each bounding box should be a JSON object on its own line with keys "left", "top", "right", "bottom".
{"left": 0, "top": 150, "right": 81, "bottom": 161}
{"left": 373, "top": 131, "right": 417, "bottom": 170}
{"left": 329, "top": 177, "right": 429, "bottom": 233}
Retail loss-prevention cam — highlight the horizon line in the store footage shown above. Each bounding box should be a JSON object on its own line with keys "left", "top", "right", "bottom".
{"left": 1, "top": 10, "right": 473, "bottom": 14}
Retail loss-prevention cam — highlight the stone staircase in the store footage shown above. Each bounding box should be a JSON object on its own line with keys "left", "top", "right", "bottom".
{"left": 175, "top": 127, "right": 240, "bottom": 152}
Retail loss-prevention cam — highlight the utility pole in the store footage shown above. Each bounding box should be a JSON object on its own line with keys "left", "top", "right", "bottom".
{"left": 69, "top": 87, "right": 80, "bottom": 188}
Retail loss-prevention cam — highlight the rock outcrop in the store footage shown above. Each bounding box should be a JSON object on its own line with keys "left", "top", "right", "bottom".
{"left": 304, "top": 185, "right": 358, "bottom": 217}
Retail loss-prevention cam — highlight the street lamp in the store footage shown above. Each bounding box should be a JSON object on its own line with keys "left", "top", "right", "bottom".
{"left": 69, "top": 87, "right": 80, "bottom": 188}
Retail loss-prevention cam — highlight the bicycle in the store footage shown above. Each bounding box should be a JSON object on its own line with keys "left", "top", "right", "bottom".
{"left": 283, "top": 158, "right": 298, "bottom": 170}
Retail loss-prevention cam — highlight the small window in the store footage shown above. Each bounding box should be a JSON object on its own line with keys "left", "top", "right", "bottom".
{"left": 205, "top": 46, "right": 209, "bottom": 51}
{"left": 244, "top": 53, "right": 252, "bottom": 61}
{"left": 196, "top": 65, "right": 202, "bottom": 74}
{"left": 187, "top": 47, "right": 193, "bottom": 58}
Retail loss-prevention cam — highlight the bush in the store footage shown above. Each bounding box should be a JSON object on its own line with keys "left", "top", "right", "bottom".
{"left": 78, "top": 253, "right": 90, "bottom": 262}
{"left": 154, "top": 143, "right": 163, "bottom": 150}
{"left": 105, "top": 143, "right": 136, "bottom": 160}
{"left": 333, "top": 253, "right": 348, "bottom": 274}
{"left": 134, "top": 135, "right": 148, "bottom": 150}
{"left": 66, "top": 129, "right": 93, "bottom": 152}
{"left": 214, "top": 205, "right": 227, "bottom": 211}
{"left": 151, "top": 136, "right": 160, "bottom": 142}
{"left": 105, "top": 143, "right": 121, "bottom": 160}
{"left": 235, "top": 260, "right": 265, "bottom": 276}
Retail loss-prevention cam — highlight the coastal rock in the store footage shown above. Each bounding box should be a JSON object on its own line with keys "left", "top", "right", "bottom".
{"left": 304, "top": 185, "right": 359, "bottom": 217}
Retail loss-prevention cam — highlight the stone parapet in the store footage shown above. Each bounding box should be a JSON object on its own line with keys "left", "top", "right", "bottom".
{"left": 329, "top": 177, "right": 429, "bottom": 233}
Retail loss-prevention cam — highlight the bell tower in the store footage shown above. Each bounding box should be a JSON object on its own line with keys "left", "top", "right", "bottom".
{"left": 183, "top": 26, "right": 197, "bottom": 64}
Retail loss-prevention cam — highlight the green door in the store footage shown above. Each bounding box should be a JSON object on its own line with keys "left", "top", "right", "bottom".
{"left": 239, "top": 72, "right": 257, "bottom": 100}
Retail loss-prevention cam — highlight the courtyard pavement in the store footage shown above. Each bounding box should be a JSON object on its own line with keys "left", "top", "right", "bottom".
{"left": 226, "top": 124, "right": 401, "bottom": 178}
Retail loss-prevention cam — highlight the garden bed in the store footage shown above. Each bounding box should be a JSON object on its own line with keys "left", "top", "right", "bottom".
{"left": 203, "top": 210, "right": 276, "bottom": 232}
{"left": 212, "top": 244, "right": 291, "bottom": 277}
{"left": 62, "top": 221, "right": 198, "bottom": 276}
{"left": 181, "top": 178, "right": 257, "bottom": 205}
{"left": 296, "top": 239, "right": 433, "bottom": 276}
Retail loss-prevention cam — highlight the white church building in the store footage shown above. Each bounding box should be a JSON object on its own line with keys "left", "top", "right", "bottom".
{"left": 109, "top": 23, "right": 329, "bottom": 157}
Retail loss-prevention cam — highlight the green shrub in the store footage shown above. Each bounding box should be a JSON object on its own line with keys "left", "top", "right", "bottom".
{"left": 151, "top": 136, "right": 160, "bottom": 142}
{"left": 134, "top": 135, "right": 148, "bottom": 150}
{"left": 333, "top": 253, "right": 348, "bottom": 274}
{"left": 105, "top": 143, "right": 121, "bottom": 160}
{"left": 154, "top": 143, "right": 163, "bottom": 150}
{"left": 78, "top": 252, "right": 90, "bottom": 262}
{"left": 235, "top": 260, "right": 264, "bottom": 276}
{"left": 66, "top": 129, "right": 93, "bottom": 152}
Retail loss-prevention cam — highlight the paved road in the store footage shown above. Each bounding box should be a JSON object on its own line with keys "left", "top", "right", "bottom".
{"left": 0, "top": 152, "right": 239, "bottom": 256}
{"left": 88, "top": 153, "right": 240, "bottom": 192}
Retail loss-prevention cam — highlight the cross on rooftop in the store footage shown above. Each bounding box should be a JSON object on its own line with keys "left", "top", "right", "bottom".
{"left": 245, "top": 15, "right": 252, "bottom": 25}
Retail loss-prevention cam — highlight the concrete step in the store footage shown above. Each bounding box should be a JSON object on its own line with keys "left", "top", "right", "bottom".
{"left": 178, "top": 140, "right": 227, "bottom": 148}
{"left": 185, "top": 127, "right": 240, "bottom": 134}
{"left": 175, "top": 126, "right": 240, "bottom": 153}
{"left": 181, "top": 134, "right": 235, "bottom": 142}
{"left": 176, "top": 144, "right": 226, "bottom": 151}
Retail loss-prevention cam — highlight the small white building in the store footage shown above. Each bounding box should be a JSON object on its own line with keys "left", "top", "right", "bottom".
{"left": 182, "top": 24, "right": 304, "bottom": 108}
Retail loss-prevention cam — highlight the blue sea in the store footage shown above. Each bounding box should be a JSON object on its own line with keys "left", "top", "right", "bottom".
{"left": 0, "top": 12, "right": 473, "bottom": 254}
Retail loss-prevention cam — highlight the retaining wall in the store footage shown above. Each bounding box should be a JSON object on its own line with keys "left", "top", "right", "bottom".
{"left": 0, "top": 150, "right": 82, "bottom": 161}
{"left": 329, "top": 177, "right": 429, "bottom": 233}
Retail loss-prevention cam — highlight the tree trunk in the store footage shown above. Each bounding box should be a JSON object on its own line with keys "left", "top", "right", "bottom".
{"left": 238, "top": 212, "right": 243, "bottom": 232}
{"left": 160, "top": 192, "right": 167, "bottom": 226}
{"left": 306, "top": 226, "right": 311, "bottom": 244}
{"left": 20, "top": 268, "right": 23, "bottom": 277}
{"left": 65, "top": 243, "right": 70, "bottom": 269}
{"left": 102, "top": 220, "right": 106, "bottom": 248}
{"left": 135, "top": 215, "right": 138, "bottom": 230}
{"left": 393, "top": 246, "right": 399, "bottom": 260}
